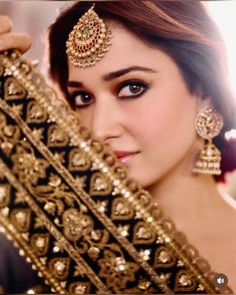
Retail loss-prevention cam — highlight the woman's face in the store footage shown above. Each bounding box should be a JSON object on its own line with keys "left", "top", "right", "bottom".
{"left": 67, "top": 23, "right": 202, "bottom": 188}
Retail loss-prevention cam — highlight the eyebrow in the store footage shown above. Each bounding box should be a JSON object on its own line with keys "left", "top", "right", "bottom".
{"left": 67, "top": 81, "right": 84, "bottom": 88}
{"left": 67, "top": 66, "right": 156, "bottom": 88}
{"left": 102, "top": 66, "right": 157, "bottom": 81}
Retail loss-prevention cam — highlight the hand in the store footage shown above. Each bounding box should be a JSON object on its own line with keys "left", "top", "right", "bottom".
{"left": 0, "top": 15, "right": 32, "bottom": 53}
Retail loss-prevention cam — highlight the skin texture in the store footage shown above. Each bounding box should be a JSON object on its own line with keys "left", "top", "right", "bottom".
{"left": 67, "top": 23, "right": 236, "bottom": 290}
{"left": 0, "top": 16, "right": 236, "bottom": 290}
{"left": 0, "top": 15, "right": 31, "bottom": 52}
{"left": 67, "top": 23, "right": 203, "bottom": 188}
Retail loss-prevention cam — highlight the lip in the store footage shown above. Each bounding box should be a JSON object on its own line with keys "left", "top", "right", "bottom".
{"left": 113, "top": 150, "right": 139, "bottom": 164}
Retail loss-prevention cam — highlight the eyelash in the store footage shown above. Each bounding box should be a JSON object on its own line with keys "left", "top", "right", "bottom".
{"left": 69, "top": 91, "right": 93, "bottom": 109}
{"left": 117, "top": 79, "right": 149, "bottom": 99}
{"left": 69, "top": 79, "right": 149, "bottom": 108}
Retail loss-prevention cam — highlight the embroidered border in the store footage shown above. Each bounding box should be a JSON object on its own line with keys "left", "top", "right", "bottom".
{"left": 0, "top": 50, "right": 232, "bottom": 293}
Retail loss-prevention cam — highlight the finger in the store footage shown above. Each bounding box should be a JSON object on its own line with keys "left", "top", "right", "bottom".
{"left": 30, "top": 59, "right": 40, "bottom": 68}
{"left": 0, "top": 15, "right": 13, "bottom": 34}
{"left": 0, "top": 32, "right": 32, "bottom": 53}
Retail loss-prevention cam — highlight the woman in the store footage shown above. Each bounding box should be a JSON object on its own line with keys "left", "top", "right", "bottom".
{"left": 0, "top": 1, "right": 236, "bottom": 293}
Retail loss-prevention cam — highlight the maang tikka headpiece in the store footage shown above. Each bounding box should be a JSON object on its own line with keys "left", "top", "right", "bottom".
{"left": 66, "top": 4, "right": 112, "bottom": 68}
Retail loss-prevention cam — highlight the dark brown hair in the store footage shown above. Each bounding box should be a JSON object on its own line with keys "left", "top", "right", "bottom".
{"left": 48, "top": 1, "right": 236, "bottom": 180}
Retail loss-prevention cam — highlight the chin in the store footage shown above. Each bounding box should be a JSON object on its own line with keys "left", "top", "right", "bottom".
{"left": 128, "top": 170, "right": 159, "bottom": 189}
{"left": 124, "top": 158, "right": 164, "bottom": 188}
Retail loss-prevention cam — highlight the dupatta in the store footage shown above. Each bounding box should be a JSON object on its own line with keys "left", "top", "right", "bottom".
{"left": 0, "top": 50, "right": 231, "bottom": 294}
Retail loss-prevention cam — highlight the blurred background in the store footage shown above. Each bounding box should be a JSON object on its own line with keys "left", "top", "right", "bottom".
{"left": 0, "top": 1, "right": 235, "bottom": 199}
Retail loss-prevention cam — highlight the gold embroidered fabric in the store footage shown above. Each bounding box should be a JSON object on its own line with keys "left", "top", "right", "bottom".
{"left": 0, "top": 50, "right": 232, "bottom": 294}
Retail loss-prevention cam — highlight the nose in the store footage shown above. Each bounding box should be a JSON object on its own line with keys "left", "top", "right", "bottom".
{"left": 91, "top": 96, "right": 123, "bottom": 142}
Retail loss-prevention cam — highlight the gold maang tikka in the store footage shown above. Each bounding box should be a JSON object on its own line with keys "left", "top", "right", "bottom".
{"left": 66, "top": 4, "right": 112, "bottom": 68}
{"left": 193, "top": 107, "right": 223, "bottom": 175}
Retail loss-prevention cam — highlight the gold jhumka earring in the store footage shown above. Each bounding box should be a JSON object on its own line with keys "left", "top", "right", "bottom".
{"left": 0, "top": 6, "right": 234, "bottom": 293}
{"left": 193, "top": 107, "right": 223, "bottom": 175}
{"left": 66, "top": 4, "right": 112, "bottom": 68}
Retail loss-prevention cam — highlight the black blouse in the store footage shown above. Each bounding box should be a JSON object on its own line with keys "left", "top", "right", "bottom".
{"left": 0, "top": 233, "right": 45, "bottom": 293}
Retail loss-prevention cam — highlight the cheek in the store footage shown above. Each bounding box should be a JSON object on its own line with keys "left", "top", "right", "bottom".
{"left": 76, "top": 108, "right": 93, "bottom": 129}
{"left": 152, "top": 101, "right": 196, "bottom": 152}
{"left": 127, "top": 92, "right": 198, "bottom": 185}
{"left": 146, "top": 110, "right": 196, "bottom": 158}
{"left": 130, "top": 92, "right": 197, "bottom": 145}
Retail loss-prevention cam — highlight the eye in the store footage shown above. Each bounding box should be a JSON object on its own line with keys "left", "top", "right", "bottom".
{"left": 117, "top": 80, "right": 149, "bottom": 98}
{"left": 69, "top": 91, "right": 94, "bottom": 108}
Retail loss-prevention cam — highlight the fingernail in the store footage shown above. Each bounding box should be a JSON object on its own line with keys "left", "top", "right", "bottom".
{"left": 31, "top": 59, "right": 40, "bottom": 67}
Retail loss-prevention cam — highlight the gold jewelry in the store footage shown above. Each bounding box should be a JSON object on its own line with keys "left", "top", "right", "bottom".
{"left": 193, "top": 107, "right": 223, "bottom": 175}
{"left": 66, "top": 4, "right": 112, "bottom": 68}
{"left": 0, "top": 50, "right": 231, "bottom": 294}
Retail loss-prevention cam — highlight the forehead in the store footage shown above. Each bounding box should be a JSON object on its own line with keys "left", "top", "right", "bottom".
{"left": 68, "top": 21, "right": 172, "bottom": 79}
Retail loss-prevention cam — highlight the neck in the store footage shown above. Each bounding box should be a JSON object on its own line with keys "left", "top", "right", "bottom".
{"left": 145, "top": 165, "right": 223, "bottom": 230}
{"left": 145, "top": 159, "right": 236, "bottom": 291}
